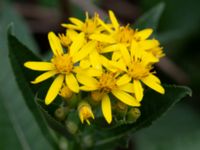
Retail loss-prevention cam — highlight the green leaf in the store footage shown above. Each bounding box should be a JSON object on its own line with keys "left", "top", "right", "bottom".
{"left": 134, "top": 103, "right": 200, "bottom": 150}
{"left": 7, "top": 28, "right": 58, "bottom": 149}
{"left": 0, "top": 4, "right": 55, "bottom": 150}
{"left": 92, "top": 85, "right": 191, "bottom": 148}
{"left": 134, "top": 2, "right": 165, "bottom": 30}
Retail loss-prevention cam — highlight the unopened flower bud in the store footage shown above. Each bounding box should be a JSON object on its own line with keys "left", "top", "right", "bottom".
{"left": 65, "top": 120, "right": 78, "bottom": 134}
{"left": 91, "top": 91, "right": 103, "bottom": 102}
{"left": 78, "top": 102, "right": 95, "bottom": 125}
{"left": 126, "top": 108, "right": 141, "bottom": 123}
{"left": 60, "top": 85, "right": 73, "bottom": 100}
{"left": 54, "top": 107, "right": 66, "bottom": 121}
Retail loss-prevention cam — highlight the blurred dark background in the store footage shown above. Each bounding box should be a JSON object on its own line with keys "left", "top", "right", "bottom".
{"left": 0, "top": 0, "right": 200, "bottom": 150}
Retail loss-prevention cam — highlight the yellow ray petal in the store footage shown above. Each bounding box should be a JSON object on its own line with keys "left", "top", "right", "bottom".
{"left": 134, "top": 28, "right": 153, "bottom": 40}
{"left": 76, "top": 74, "right": 98, "bottom": 89}
{"left": 73, "top": 67, "right": 102, "bottom": 77}
{"left": 101, "top": 44, "right": 120, "bottom": 53}
{"left": 45, "top": 75, "right": 64, "bottom": 105}
{"left": 48, "top": 32, "right": 63, "bottom": 56}
{"left": 111, "top": 60, "right": 127, "bottom": 71}
{"left": 148, "top": 74, "right": 161, "bottom": 83}
{"left": 89, "top": 51, "right": 102, "bottom": 70}
{"left": 80, "top": 59, "right": 91, "bottom": 69}
{"left": 90, "top": 34, "right": 115, "bottom": 44}
{"left": 69, "top": 17, "right": 84, "bottom": 27}
{"left": 130, "top": 40, "right": 138, "bottom": 57}
{"left": 102, "top": 94, "right": 112, "bottom": 124}
{"left": 97, "top": 18, "right": 113, "bottom": 33}
{"left": 142, "top": 76, "right": 165, "bottom": 94}
{"left": 24, "top": 62, "right": 55, "bottom": 71}
{"left": 133, "top": 80, "right": 144, "bottom": 102}
{"left": 80, "top": 86, "right": 98, "bottom": 91}
{"left": 100, "top": 55, "right": 117, "bottom": 72}
{"left": 112, "top": 51, "right": 121, "bottom": 61}
{"left": 139, "top": 39, "right": 159, "bottom": 50}
{"left": 70, "top": 32, "right": 85, "bottom": 56}
{"left": 119, "top": 83, "right": 134, "bottom": 93}
{"left": 31, "top": 70, "right": 57, "bottom": 84}
{"left": 65, "top": 73, "right": 79, "bottom": 93}
{"left": 112, "top": 89, "right": 140, "bottom": 106}
{"left": 66, "top": 29, "right": 78, "bottom": 41}
{"left": 108, "top": 10, "right": 119, "bottom": 30}
{"left": 119, "top": 44, "right": 131, "bottom": 65}
{"left": 116, "top": 74, "right": 131, "bottom": 86}
{"left": 61, "top": 24, "right": 81, "bottom": 30}
{"left": 73, "top": 41, "right": 95, "bottom": 63}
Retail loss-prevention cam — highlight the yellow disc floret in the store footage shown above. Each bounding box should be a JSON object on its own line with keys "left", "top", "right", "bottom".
{"left": 98, "top": 72, "right": 117, "bottom": 92}
{"left": 52, "top": 54, "right": 73, "bottom": 74}
{"left": 127, "top": 60, "right": 151, "bottom": 80}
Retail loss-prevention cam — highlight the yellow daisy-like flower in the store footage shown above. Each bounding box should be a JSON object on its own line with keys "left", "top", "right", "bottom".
{"left": 62, "top": 12, "right": 103, "bottom": 36}
{"left": 90, "top": 11, "right": 152, "bottom": 44}
{"left": 58, "top": 29, "right": 78, "bottom": 47}
{"left": 24, "top": 32, "right": 95, "bottom": 105}
{"left": 111, "top": 41, "right": 165, "bottom": 102}
{"left": 77, "top": 69, "right": 140, "bottom": 124}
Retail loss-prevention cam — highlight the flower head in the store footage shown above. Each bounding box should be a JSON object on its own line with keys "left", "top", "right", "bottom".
{"left": 24, "top": 32, "right": 95, "bottom": 105}
{"left": 78, "top": 101, "right": 95, "bottom": 125}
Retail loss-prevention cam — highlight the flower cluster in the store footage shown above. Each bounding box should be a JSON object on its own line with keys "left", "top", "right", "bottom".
{"left": 24, "top": 10, "right": 165, "bottom": 124}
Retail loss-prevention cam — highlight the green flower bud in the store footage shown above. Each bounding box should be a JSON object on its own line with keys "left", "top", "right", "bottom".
{"left": 65, "top": 120, "right": 78, "bottom": 134}
{"left": 126, "top": 108, "right": 141, "bottom": 123}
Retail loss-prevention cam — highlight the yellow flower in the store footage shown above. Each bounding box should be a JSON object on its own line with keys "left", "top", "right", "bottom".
{"left": 77, "top": 70, "right": 140, "bottom": 124}
{"left": 62, "top": 12, "right": 103, "bottom": 36}
{"left": 24, "top": 32, "right": 95, "bottom": 105}
{"left": 111, "top": 42, "right": 165, "bottom": 102}
{"left": 78, "top": 101, "right": 95, "bottom": 125}
{"left": 58, "top": 29, "right": 78, "bottom": 47}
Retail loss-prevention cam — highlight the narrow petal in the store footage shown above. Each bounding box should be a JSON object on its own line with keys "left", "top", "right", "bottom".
{"left": 89, "top": 51, "right": 102, "bottom": 70}
{"left": 116, "top": 74, "right": 131, "bottom": 86}
{"left": 80, "top": 59, "right": 91, "bottom": 69}
{"left": 90, "top": 34, "right": 115, "bottom": 43}
{"left": 100, "top": 55, "right": 117, "bottom": 72}
{"left": 119, "top": 44, "right": 131, "bottom": 65}
{"left": 70, "top": 32, "right": 85, "bottom": 56}
{"left": 97, "top": 18, "right": 113, "bottom": 33}
{"left": 48, "top": 32, "right": 63, "bottom": 56}
{"left": 112, "top": 89, "right": 140, "bottom": 106}
{"left": 130, "top": 40, "right": 138, "bottom": 57}
{"left": 61, "top": 24, "right": 81, "bottom": 30}
{"left": 24, "top": 62, "right": 55, "bottom": 71}
{"left": 112, "top": 51, "right": 121, "bottom": 61}
{"left": 108, "top": 10, "right": 119, "bottom": 30}
{"left": 66, "top": 73, "right": 79, "bottom": 93}
{"left": 148, "top": 74, "right": 161, "bottom": 83}
{"left": 67, "top": 29, "right": 78, "bottom": 41}
{"left": 73, "top": 67, "right": 102, "bottom": 77}
{"left": 101, "top": 44, "right": 120, "bottom": 53}
{"left": 80, "top": 86, "right": 98, "bottom": 91}
{"left": 45, "top": 75, "right": 64, "bottom": 105}
{"left": 73, "top": 41, "right": 95, "bottom": 63}
{"left": 102, "top": 94, "right": 112, "bottom": 124}
{"left": 139, "top": 39, "right": 159, "bottom": 50}
{"left": 133, "top": 80, "right": 144, "bottom": 102}
{"left": 76, "top": 74, "right": 98, "bottom": 88}
{"left": 119, "top": 83, "right": 134, "bottom": 93}
{"left": 31, "top": 70, "right": 57, "bottom": 84}
{"left": 134, "top": 28, "right": 153, "bottom": 40}
{"left": 69, "top": 17, "right": 84, "bottom": 27}
{"left": 142, "top": 76, "right": 165, "bottom": 94}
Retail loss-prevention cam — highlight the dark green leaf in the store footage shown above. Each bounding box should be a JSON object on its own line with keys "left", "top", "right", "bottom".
{"left": 0, "top": 4, "right": 55, "bottom": 150}
{"left": 7, "top": 27, "right": 58, "bottom": 149}
{"left": 92, "top": 85, "right": 191, "bottom": 147}
{"left": 134, "top": 2, "right": 165, "bottom": 30}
